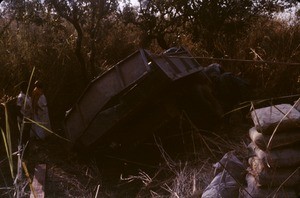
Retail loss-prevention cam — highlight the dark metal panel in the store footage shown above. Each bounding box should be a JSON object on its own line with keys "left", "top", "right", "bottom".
{"left": 65, "top": 47, "right": 204, "bottom": 146}
{"left": 79, "top": 69, "right": 171, "bottom": 147}
{"left": 151, "top": 52, "right": 203, "bottom": 80}
{"left": 139, "top": 49, "right": 151, "bottom": 70}
{"left": 79, "top": 104, "right": 127, "bottom": 146}
{"left": 119, "top": 52, "right": 150, "bottom": 86}
{"left": 65, "top": 50, "right": 150, "bottom": 143}
{"left": 64, "top": 104, "right": 87, "bottom": 142}
{"left": 65, "top": 68, "right": 122, "bottom": 142}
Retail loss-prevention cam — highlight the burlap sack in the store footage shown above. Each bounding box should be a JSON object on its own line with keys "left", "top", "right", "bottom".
{"left": 248, "top": 142, "right": 300, "bottom": 168}
{"left": 249, "top": 127, "right": 300, "bottom": 150}
{"left": 239, "top": 174, "right": 298, "bottom": 198}
{"left": 251, "top": 104, "right": 300, "bottom": 134}
{"left": 248, "top": 156, "right": 300, "bottom": 187}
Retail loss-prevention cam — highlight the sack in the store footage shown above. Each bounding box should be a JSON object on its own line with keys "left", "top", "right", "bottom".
{"left": 202, "top": 171, "right": 240, "bottom": 198}
{"left": 251, "top": 104, "right": 300, "bottom": 134}
{"left": 239, "top": 174, "right": 298, "bottom": 198}
{"left": 214, "top": 151, "right": 246, "bottom": 183}
{"left": 249, "top": 127, "right": 300, "bottom": 150}
{"left": 202, "top": 151, "right": 246, "bottom": 198}
{"left": 248, "top": 157, "right": 300, "bottom": 187}
{"left": 248, "top": 143, "right": 300, "bottom": 168}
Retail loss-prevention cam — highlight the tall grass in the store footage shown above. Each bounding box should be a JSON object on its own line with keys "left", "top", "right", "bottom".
{"left": 0, "top": 68, "right": 69, "bottom": 198}
{"left": 120, "top": 115, "right": 249, "bottom": 197}
{"left": 0, "top": 103, "right": 14, "bottom": 179}
{"left": 0, "top": 67, "right": 70, "bottom": 197}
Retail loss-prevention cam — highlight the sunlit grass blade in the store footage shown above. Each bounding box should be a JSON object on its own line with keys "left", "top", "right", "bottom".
{"left": 23, "top": 67, "right": 35, "bottom": 110}
{"left": 25, "top": 117, "right": 71, "bottom": 142}
{"left": 1, "top": 103, "right": 14, "bottom": 179}
{"left": 1, "top": 128, "right": 12, "bottom": 179}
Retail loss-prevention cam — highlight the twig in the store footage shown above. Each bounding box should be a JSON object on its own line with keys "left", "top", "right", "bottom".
{"left": 94, "top": 184, "right": 100, "bottom": 198}
{"left": 168, "top": 55, "right": 300, "bottom": 66}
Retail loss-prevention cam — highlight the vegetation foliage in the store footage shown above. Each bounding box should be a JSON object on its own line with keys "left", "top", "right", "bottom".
{"left": 0, "top": 0, "right": 300, "bottom": 197}
{"left": 0, "top": 0, "right": 299, "bottom": 130}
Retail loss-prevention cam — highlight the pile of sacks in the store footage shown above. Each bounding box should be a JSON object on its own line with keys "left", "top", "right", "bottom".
{"left": 240, "top": 103, "right": 300, "bottom": 197}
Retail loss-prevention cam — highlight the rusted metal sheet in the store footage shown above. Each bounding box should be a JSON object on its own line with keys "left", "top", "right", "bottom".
{"left": 65, "top": 47, "right": 204, "bottom": 147}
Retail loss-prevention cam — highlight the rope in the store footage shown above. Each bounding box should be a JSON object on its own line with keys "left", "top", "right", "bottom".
{"left": 168, "top": 55, "right": 300, "bottom": 66}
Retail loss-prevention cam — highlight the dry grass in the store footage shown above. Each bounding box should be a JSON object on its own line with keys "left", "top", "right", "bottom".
{"left": 0, "top": 103, "right": 102, "bottom": 198}
{"left": 0, "top": 6, "right": 299, "bottom": 197}
{"left": 124, "top": 120, "right": 251, "bottom": 198}
{"left": 20, "top": 137, "right": 103, "bottom": 198}
{"left": 4, "top": 94, "right": 299, "bottom": 197}
{"left": 0, "top": 87, "right": 252, "bottom": 198}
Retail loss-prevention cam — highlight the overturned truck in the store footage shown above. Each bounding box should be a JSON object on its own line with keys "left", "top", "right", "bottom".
{"left": 64, "top": 47, "right": 222, "bottom": 153}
